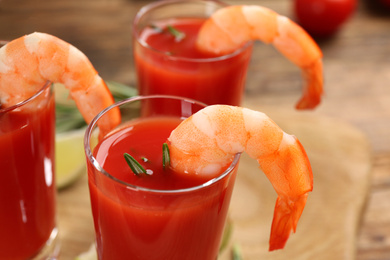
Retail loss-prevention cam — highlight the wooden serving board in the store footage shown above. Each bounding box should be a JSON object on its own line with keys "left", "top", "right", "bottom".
{"left": 219, "top": 104, "right": 372, "bottom": 260}
{"left": 57, "top": 105, "right": 372, "bottom": 260}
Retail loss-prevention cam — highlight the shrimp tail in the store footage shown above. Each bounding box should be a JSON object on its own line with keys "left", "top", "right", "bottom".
{"left": 269, "top": 194, "right": 308, "bottom": 251}
{"left": 196, "top": 5, "right": 324, "bottom": 110}
{"left": 168, "top": 105, "right": 313, "bottom": 251}
{"left": 296, "top": 59, "right": 324, "bottom": 109}
{"left": 257, "top": 134, "right": 313, "bottom": 250}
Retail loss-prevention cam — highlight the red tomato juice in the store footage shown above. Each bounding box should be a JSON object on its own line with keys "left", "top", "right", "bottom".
{"left": 0, "top": 91, "right": 56, "bottom": 259}
{"left": 134, "top": 18, "right": 253, "bottom": 106}
{"left": 88, "top": 117, "right": 238, "bottom": 260}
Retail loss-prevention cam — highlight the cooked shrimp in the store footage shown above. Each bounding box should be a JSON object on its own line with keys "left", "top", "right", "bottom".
{"left": 196, "top": 5, "right": 323, "bottom": 109}
{"left": 167, "top": 105, "right": 313, "bottom": 251}
{"left": 0, "top": 32, "right": 120, "bottom": 134}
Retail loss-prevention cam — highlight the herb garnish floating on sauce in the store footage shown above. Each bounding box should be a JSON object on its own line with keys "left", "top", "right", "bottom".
{"left": 124, "top": 143, "right": 170, "bottom": 175}
{"left": 162, "top": 143, "right": 171, "bottom": 169}
{"left": 149, "top": 24, "right": 163, "bottom": 33}
{"left": 124, "top": 153, "right": 146, "bottom": 175}
{"left": 166, "top": 25, "right": 186, "bottom": 41}
{"left": 149, "top": 24, "right": 186, "bottom": 42}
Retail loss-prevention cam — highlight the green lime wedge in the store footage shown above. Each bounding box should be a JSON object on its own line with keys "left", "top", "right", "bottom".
{"left": 55, "top": 128, "right": 86, "bottom": 189}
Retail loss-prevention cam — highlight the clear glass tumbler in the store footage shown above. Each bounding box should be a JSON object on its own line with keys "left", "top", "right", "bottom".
{"left": 0, "top": 81, "right": 60, "bottom": 259}
{"left": 133, "top": 0, "right": 253, "bottom": 106}
{"left": 84, "top": 95, "right": 240, "bottom": 260}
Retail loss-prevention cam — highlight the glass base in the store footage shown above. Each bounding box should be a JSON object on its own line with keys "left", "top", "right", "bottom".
{"left": 31, "top": 227, "right": 60, "bottom": 260}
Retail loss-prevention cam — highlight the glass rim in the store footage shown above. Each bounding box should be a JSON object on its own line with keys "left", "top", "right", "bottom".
{"left": 132, "top": 0, "right": 253, "bottom": 63}
{"left": 0, "top": 81, "right": 51, "bottom": 113}
{"left": 84, "top": 94, "right": 241, "bottom": 194}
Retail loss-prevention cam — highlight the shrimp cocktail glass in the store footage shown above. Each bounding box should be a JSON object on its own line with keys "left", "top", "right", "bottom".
{"left": 0, "top": 81, "right": 59, "bottom": 259}
{"left": 84, "top": 95, "right": 241, "bottom": 260}
{"left": 134, "top": 0, "right": 325, "bottom": 110}
{"left": 0, "top": 33, "right": 119, "bottom": 259}
{"left": 85, "top": 95, "right": 314, "bottom": 259}
{"left": 133, "top": 0, "right": 253, "bottom": 106}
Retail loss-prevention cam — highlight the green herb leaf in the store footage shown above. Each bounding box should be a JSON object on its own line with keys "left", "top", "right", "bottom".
{"left": 149, "top": 24, "right": 163, "bottom": 33}
{"left": 162, "top": 143, "right": 170, "bottom": 169}
{"left": 167, "top": 25, "right": 186, "bottom": 42}
{"left": 141, "top": 157, "right": 149, "bottom": 163}
{"left": 106, "top": 81, "right": 138, "bottom": 102}
{"left": 56, "top": 81, "right": 137, "bottom": 133}
{"left": 124, "top": 153, "right": 146, "bottom": 175}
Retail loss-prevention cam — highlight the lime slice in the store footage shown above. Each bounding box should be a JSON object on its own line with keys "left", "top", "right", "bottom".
{"left": 75, "top": 244, "right": 97, "bottom": 260}
{"left": 55, "top": 128, "right": 86, "bottom": 189}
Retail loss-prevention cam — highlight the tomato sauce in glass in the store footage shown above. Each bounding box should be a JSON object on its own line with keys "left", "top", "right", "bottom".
{"left": 0, "top": 94, "right": 56, "bottom": 259}
{"left": 88, "top": 117, "right": 237, "bottom": 260}
{"left": 134, "top": 18, "right": 252, "bottom": 106}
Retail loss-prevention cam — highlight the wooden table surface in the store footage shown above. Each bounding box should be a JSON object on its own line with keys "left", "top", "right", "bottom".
{"left": 1, "top": 0, "right": 390, "bottom": 259}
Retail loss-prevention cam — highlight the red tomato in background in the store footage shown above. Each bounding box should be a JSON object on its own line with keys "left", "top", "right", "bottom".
{"left": 378, "top": 0, "right": 390, "bottom": 7}
{"left": 366, "top": 0, "right": 390, "bottom": 11}
{"left": 294, "top": 0, "right": 357, "bottom": 38}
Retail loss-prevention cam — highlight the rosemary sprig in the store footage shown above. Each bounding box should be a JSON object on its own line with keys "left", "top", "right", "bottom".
{"left": 149, "top": 24, "right": 186, "bottom": 42}
{"left": 166, "top": 25, "right": 186, "bottom": 42}
{"left": 149, "top": 24, "right": 163, "bottom": 33}
{"left": 124, "top": 153, "right": 146, "bottom": 175}
{"left": 55, "top": 104, "right": 85, "bottom": 133}
{"left": 106, "top": 81, "right": 138, "bottom": 102}
{"left": 162, "top": 143, "right": 170, "bottom": 169}
{"left": 56, "top": 81, "right": 136, "bottom": 133}
{"left": 124, "top": 144, "right": 170, "bottom": 176}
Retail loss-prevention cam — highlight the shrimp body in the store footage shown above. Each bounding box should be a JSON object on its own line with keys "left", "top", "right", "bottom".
{"left": 196, "top": 5, "right": 323, "bottom": 109}
{"left": 167, "top": 105, "right": 313, "bottom": 251}
{"left": 0, "top": 32, "right": 120, "bottom": 134}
